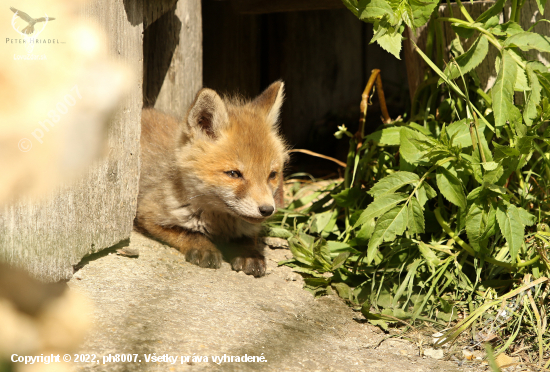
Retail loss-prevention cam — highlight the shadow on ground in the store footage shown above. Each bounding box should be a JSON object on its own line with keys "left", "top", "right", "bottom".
{"left": 69, "top": 232, "right": 467, "bottom": 372}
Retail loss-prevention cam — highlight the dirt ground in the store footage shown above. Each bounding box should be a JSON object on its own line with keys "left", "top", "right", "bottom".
{"left": 68, "top": 231, "right": 487, "bottom": 372}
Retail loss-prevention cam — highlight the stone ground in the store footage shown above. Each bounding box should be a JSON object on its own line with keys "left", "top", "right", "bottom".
{"left": 68, "top": 232, "right": 487, "bottom": 372}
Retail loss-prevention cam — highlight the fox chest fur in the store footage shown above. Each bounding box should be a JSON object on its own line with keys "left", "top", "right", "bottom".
{"left": 135, "top": 82, "right": 287, "bottom": 277}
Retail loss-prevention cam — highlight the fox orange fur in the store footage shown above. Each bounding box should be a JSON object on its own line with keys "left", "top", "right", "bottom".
{"left": 135, "top": 81, "right": 288, "bottom": 277}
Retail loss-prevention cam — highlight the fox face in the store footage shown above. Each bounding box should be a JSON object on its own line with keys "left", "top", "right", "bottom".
{"left": 136, "top": 82, "right": 288, "bottom": 276}
{"left": 174, "top": 81, "right": 288, "bottom": 226}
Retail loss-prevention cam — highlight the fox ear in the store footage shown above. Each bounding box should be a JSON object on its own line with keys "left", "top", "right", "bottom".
{"left": 187, "top": 88, "right": 229, "bottom": 138}
{"left": 252, "top": 81, "right": 285, "bottom": 127}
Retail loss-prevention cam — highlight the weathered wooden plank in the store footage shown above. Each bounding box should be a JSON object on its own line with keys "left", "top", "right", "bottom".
{"left": 202, "top": 0, "right": 262, "bottom": 98}
{"left": 263, "top": 9, "right": 363, "bottom": 147}
{"left": 144, "top": 0, "right": 178, "bottom": 29}
{"left": 232, "top": 0, "right": 344, "bottom": 14}
{"left": 0, "top": 0, "right": 142, "bottom": 282}
{"left": 144, "top": 0, "right": 203, "bottom": 119}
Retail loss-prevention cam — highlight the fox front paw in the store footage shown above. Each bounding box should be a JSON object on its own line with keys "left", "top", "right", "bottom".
{"left": 231, "top": 254, "right": 266, "bottom": 277}
{"left": 185, "top": 248, "right": 222, "bottom": 269}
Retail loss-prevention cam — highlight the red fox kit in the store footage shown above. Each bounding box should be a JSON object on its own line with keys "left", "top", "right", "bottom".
{"left": 135, "top": 81, "right": 288, "bottom": 277}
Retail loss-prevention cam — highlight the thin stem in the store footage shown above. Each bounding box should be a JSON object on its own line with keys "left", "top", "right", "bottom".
{"left": 473, "top": 113, "right": 487, "bottom": 164}
{"left": 455, "top": 0, "right": 475, "bottom": 23}
{"left": 517, "top": 255, "right": 541, "bottom": 268}
{"left": 358, "top": 69, "right": 381, "bottom": 142}
{"left": 511, "top": 0, "right": 518, "bottom": 23}
{"left": 375, "top": 73, "right": 391, "bottom": 124}
{"left": 438, "top": 18, "right": 503, "bottom": 52}
{"left": 445, "top": 0, "right": 454, "bottom": 18}
{"left": 469, "top": 121, "right": 479, "bottom": 152}
{"left": 474, "top": 87, "right": 492, "bottom": 106}
{"left": 289, "top": 149, "right": 347, "bottom": 168}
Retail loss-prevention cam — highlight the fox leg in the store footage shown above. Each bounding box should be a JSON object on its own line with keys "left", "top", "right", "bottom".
{"left": 136, "top": 218, "right": 222, "bottom": 269}
{"left": 220, "top": 237, "right": 266, "bottom": 277}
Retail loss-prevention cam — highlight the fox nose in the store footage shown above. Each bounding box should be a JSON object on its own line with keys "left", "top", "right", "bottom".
{"left": 258, "top": 205, "right": 274, "bottom": 217}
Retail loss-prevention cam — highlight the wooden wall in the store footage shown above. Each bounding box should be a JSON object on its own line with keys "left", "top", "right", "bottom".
{"left": 0, "top": 0, "right": 204, "bottom": 282}
{"left": 202, "top": 0, "right": 409, "bottom": 149}
{"left": 144, "top": 0, "right": 203, "bottom": 119}
{"left": 0, "top": 0, "right": 143, "bottom": 281}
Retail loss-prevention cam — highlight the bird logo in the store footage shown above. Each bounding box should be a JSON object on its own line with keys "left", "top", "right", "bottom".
{"left": 10, "top": 7, "right": 55, "bottom": 53}
{"left": 10, "top": 7, "right": 55, "bottom": 35}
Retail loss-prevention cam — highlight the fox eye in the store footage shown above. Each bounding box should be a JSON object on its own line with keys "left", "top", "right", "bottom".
{"left": 225, "top": 170, "right": 243, "bottom": 179}
{"left": 268, "top": 171, "right": 278, "bottom": 180}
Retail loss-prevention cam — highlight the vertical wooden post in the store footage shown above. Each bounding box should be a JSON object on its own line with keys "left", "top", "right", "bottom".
{"left": 144, "top": 0, "right": 203, "bottom": 120}
{"left": 0, "top": 0, "right": 143, "bottom": 281}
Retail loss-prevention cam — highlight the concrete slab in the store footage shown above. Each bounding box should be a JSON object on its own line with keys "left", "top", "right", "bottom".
{"left": 69, "top": 232, "right": 466, "bottom": 372}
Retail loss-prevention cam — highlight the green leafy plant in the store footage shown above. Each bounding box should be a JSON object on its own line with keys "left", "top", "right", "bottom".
{"left": 270, "top": 0, "right": 550, "bottom": 363}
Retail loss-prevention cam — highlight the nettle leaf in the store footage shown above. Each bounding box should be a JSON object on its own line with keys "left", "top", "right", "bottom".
{"left": 524, "top": 63, "right": 542, "bottom": 126}
{"left": 327, "top": 240, "right": 355, "bottom": 254}
{"left": 332, "top": 252, "right": 350, "bottom": 271}
{"left": 445, "top": 119, "right": 486, "bottom": 148}
{"left": 377, "top": 31, "right": 403, "bottom": 59}
{"left": 484, "top": 15, "right": 500, "bottom": 29}
{"left": 482, "top": 161, "right": 499, "bottom": 171}
{"left": 396, "top": 0, "right": 415, "bottom": 28}
{"left": 516, "top": 120, "right": 528, "bottom": 137}
{"left": 407, "top": 196, "right": 425, "bottom": 234}
{"left": 310, "top": 211, "right": 335, "bottom": 234}
{"left": 442, "top": 35, "right": 488, "bottom": 83}
{"left": 516, "top": 136, "right": 535, "bottom": 155}
{"left": 504, "top": 32, "right": 550, "bottom": 54}
{"left": 365, "top": 126, "right": 401, "bottom": 145}
{"left": 267, "top": 227, "right": 293, "bottom": 239}
{"left": 518, "top": 207, "right": 536, "bottom": 226}
{"left": 436, "top": 166, "right": 467, "bottom": 210}
{"left": 417, "top": 241, "right": 441, "bottom": 266}
{"left": 416, "top": 182, "right": 437, "bottom": 206}
{"left": 490, "top": 21, "right": 523, "bottom": 37}
{"left": 368, "top": 171, "right": 420, "bottom": 198}
{"left": 476, "top": 0, "right": 505, "bottom": 24}
{"left": 356, "top": 218, "right": 376, "bottom": 241}
{"left": 535, "top": 0, "right": 548, "bottom": 15}
{"left": 537, "top": 71, "right": 550, "bottom": 96}
{"left": 313, "top": 239, "right": 334, "bottom": 271}
{"left": 367, "top": 205, "right": 408, "bottom": 263}
{"left": 358, "top": 0, "right": 396, "bottom": 21}
{"left": 467, "top": 186, "right": 484, "bottom": 202}
{"left": 400, "top": 127, "right": 432, "bottom": 164}
{"left": 483, "top": 163, "right": 504, "bottom": 185}
{"left": 451, "top": 23, "right": 477, "bottom": 39}
{"left": 410, "top": 0, "right": 438, "bottom": 28}
{"left": 354, "top": 193, "right": 409, "bottom": 227}
{"left": 332, "top": 187, "right": 361, "bottom": 207}
{"left": 342, "top": 0, "right": 360, "bottom": 17}
{"left": 289, "top": 240, "right": 314, "bottom": 265}
{"left": 466, "top": 201, "right": 495, "bottom": 252}
{"left": 492, "top": 50, "right": 521, "bottom": 129}
{"left": 496, "top": 201, "right": 525, "bottom": 259}
{"left": 514, "top": 65, "right": 530, "bottom": 92}
{"left": 332, "top": 282, "right": 353, "bottom": 300}
{"left": 493, "top": 142, "right": 520, "bottom": 161}
{"left": 466, "top": 205, "right": 484, "bottom": 253}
